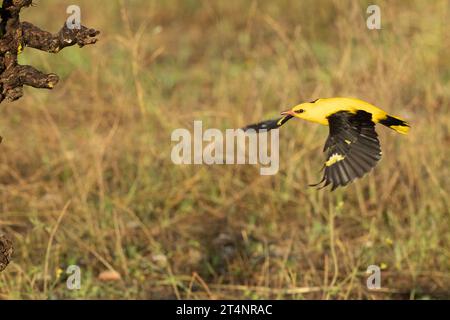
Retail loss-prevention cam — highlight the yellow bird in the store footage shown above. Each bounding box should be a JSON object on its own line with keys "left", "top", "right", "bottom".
{"left": 243, "top": 97, "right": 410, "bottom": 190}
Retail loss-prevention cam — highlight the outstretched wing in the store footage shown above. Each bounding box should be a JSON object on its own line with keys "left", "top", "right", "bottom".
{"left": 312, "top": 110, "right": 382, "bottom": 190}
{"left": 241, "top": 115, "right": 293, "bottom": 132}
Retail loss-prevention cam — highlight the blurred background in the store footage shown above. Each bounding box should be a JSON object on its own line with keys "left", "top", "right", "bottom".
{"left": 0, "top": 0, "right": 449, "bottom": 299}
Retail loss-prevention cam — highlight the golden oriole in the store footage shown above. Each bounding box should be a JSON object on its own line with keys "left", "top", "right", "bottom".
{"left": 243, "top": 97, "right": 410, "bottom": 190}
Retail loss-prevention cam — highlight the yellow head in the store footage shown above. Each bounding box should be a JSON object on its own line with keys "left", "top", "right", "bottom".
{"left": 281, "top": 99, "right": 322, "bottom": 123}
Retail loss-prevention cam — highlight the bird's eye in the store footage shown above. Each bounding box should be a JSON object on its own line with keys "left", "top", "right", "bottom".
{"left": 295, "top": 109, "right": 304, "bottom": 114}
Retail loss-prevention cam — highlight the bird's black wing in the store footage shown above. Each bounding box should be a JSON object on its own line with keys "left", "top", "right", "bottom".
{"left": 241, "top": 115, "right": 293, "bottom": 132}
{"left": 312, "top": 110, "right": 382, "bottom": 191}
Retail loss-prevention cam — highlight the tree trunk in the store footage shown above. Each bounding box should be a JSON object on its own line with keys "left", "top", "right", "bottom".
{"left": 0, "top": 0, "right": 99, "bottom": 273}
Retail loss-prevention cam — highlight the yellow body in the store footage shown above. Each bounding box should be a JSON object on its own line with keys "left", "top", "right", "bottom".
{"left": 290, "top": 97, "right": 409, "bottom": 134}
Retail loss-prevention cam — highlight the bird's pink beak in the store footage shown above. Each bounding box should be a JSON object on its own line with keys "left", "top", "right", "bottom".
{"left": 281, "top": 110, "right": 295, "bottom": 116}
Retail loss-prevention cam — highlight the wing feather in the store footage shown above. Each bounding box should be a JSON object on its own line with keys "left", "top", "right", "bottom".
{"left": 313, "top": 110, "right": 382, "bottom": 190}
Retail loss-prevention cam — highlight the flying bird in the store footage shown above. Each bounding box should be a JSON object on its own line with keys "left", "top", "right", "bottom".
{"left": 242, "top": 97, "right": 409, "bottom": 190}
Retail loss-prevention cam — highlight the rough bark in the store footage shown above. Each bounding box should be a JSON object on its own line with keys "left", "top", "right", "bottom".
{"left": 0, "top": 0, "right": 99, "bottom": 272}
{"left": 0, "top": 234, "right": 13, "bottom": 272}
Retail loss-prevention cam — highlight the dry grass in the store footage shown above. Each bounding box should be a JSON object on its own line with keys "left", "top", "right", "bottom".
{"left": 0, "top": 0, "right": 449, "bottom": 299}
